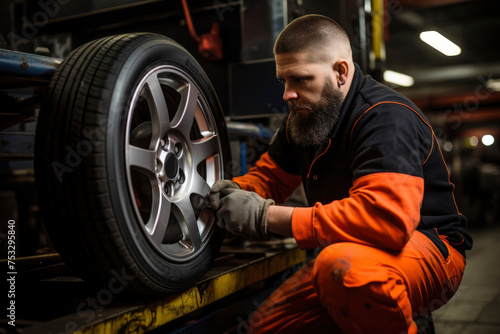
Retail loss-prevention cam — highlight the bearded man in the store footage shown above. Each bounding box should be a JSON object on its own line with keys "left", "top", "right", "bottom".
{"left": 209, "top": 14, "right": 471, "bottom": 334}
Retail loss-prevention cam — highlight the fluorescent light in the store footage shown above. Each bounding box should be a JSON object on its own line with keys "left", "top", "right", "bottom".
{"left": 384, "top": 70, "right": 415, "bottom": 87}
{"left": 486, "top": 78, "right": 500, "bottom": 92}
{"left": 482, "top": 134, "right": 495, "bottom": 146}
{"left": 420, "top": 31, "right": 461, "bottom": 56}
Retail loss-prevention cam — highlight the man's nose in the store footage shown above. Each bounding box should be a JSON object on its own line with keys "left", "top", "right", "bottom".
{"left": 283, "top": 85, "right": 298, "bottom": 101}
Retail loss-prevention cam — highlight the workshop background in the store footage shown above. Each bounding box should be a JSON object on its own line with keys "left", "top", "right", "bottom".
{"left": 1, "top": 0, "right": 500, "bottom": 333}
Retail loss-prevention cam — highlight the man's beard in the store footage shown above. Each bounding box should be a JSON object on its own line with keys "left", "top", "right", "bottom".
{"left": 288, "top": 81, "right": 343, "bottom": 147}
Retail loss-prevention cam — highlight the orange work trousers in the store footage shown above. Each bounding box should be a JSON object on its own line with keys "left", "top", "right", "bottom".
{"left": 247, "top": 231, "right": 465, "bottom": 334}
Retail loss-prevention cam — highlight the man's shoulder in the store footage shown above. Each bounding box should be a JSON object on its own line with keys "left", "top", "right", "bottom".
{"left": 349, "top": 75, "right": 425, "bottom": 124}
{"left": 359, "top": 75, "right": 414, "bottom": 107}
{"left": 344, "top": 79, "right": 431, "bottom": 141}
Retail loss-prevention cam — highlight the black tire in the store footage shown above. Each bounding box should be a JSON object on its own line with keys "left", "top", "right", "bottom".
{"left": 35, "top": 33, "right": 231, "bottom": 294}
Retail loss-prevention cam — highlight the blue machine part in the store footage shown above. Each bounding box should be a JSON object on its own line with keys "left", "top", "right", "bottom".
{"left": 0, "top": 49, "right": 61, "bottom": 78}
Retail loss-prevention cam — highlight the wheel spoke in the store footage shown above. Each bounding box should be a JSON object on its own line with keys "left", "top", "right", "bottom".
{"left": 145, "top": 75, "right": 170, "bottom": 136}
{"left": 191, "top": 174, "right": 211, "bottom": 198}
{"left": 190, "top": 134, "right": 219, "bottom": 166}
{"left": 175, "top": 197, "right": 203, "bottom": 250}
{"left": 171, "top": 82, "right": 198, "bottom": 134}
{"left": 127, "top": 145, "right": 156, "bottom": 174}
{"left": 148, "top": 192, "right": 172, "bottom": 246}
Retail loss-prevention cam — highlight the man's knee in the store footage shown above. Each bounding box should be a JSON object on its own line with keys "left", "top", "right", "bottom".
{"left": 312, "top": 244, "right": 411, "bottom": 333}
{"left": 313, "top": 243, "right": 353, "bottom": 286}
{"left": 312, "top": 243, "right": 389, "bottom": 289}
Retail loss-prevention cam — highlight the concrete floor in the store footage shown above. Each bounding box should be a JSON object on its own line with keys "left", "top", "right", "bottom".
{"left": 432, "top": 224, "right": 500, "bottom": 334}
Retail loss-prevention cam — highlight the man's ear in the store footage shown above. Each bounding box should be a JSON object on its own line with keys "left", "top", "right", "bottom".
{"left": 333, "top": 60, "right": 349, "bottom": 87}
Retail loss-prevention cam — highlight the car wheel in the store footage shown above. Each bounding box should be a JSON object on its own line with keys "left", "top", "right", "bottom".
{"left": 35, "top": 33, "right": 230, "bottom": 294}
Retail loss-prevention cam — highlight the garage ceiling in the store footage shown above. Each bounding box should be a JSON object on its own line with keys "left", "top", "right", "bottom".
{"left": 384, "top": 0, "right": 500, "bottom": 99}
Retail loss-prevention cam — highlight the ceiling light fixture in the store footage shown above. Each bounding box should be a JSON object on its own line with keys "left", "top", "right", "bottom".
{"left": 383, "top": 70, "right": 415, "bottom": 87}
{"left": 419, "top": 31, "right": 461, "bottom": 56}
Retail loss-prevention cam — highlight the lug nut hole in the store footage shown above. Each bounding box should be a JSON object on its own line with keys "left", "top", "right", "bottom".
{"left": 179, "top": 170, "right": 185, "bottom": 184}
{"left": 174, "top": 142, "right": 182, "bottom": 156}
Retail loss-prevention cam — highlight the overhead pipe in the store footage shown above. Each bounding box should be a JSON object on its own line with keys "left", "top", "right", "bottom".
{"left": 181, "top": 0, "right": 201, "bottom": 43}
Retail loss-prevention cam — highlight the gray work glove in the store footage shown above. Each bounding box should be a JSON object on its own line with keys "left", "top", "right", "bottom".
{"left": 210, "top": 187, "right": 274, "bottom": 241}
{"left": 208, "top": 179, "right": 241, "bottom": 211}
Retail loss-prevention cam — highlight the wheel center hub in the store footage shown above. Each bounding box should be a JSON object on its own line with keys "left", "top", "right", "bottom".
{"left": 164, "top": 152, "right": 179, "bottom": 179}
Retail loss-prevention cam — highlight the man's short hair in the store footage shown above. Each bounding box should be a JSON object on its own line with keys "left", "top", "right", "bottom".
{"left": 274, "top": 14, "right": 351, "bottom": 57}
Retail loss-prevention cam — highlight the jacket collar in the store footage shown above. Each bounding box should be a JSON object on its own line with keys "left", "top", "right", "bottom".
{"left": 328, "top": 62, "right": 365, "bottom": 141}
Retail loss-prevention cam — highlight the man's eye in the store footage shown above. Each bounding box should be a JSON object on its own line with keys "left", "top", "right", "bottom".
{"left": 277, "top": 78, "right": 285, "bottom": 85}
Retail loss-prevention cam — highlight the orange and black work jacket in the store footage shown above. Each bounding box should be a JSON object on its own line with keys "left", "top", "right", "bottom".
{"left": 234, "top": 63, "right": 472, "bottom": 258}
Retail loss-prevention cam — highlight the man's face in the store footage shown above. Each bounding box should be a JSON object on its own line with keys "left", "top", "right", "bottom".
{"left": 275, "top": 52, "right": 345, "bottom": 147}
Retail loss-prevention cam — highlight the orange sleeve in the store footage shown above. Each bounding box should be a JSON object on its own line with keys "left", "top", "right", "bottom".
{"left": 292, "top": 172, "right": 424, "bottom": 250}
{"left": 232, "top": 152, "right": 302, "bottom": 205}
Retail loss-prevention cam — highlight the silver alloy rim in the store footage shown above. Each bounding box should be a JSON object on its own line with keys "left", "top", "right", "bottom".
{"left": 125, "top": 65, "right": 223, "bottom": 262}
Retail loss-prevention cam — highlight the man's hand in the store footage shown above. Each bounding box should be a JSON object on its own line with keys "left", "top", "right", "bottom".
{"left": 209, "top": 187, "right": 274, "bottom": 241}
{"left": 208, "top": 179, "right": 241, "bottom": 211}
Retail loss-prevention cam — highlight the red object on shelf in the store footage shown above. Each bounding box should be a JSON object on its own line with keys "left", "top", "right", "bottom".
{"left": 181, "top": 0, "right": 223, "bottom": 61}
